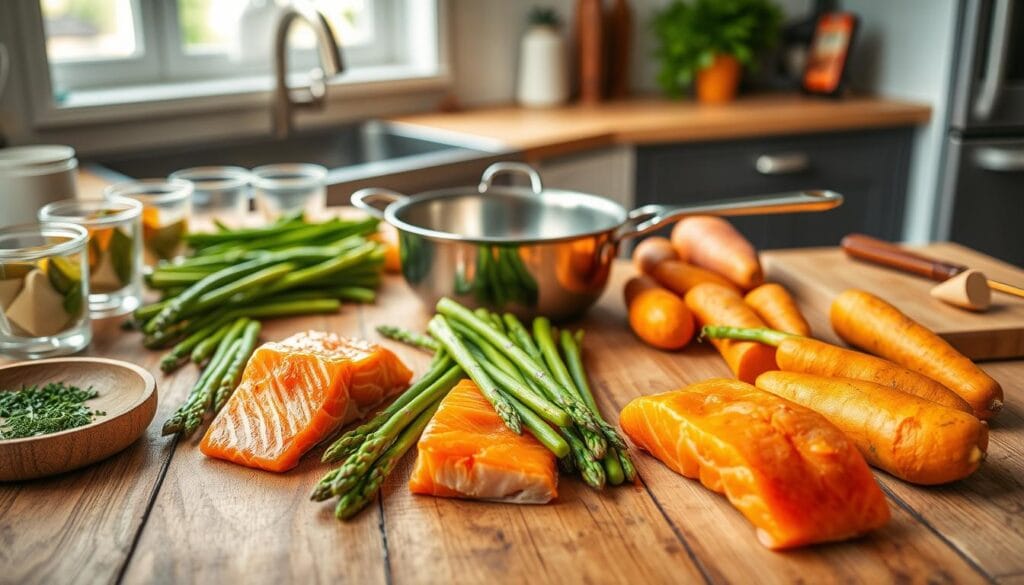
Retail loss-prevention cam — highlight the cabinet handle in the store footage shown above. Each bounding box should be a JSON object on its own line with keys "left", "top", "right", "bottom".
{"left": 755, "top": 153, "right": 810, "bottom": 175}
{"left": 974, "top": 146, "right": 1024, "bottom": 172}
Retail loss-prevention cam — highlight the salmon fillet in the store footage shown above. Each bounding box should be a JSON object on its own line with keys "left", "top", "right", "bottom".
{"left": 200, "top": 331, "right": 412, "bottom": 472}
{"left": 409, "top": 379, "right": 557, "bottom": 504}
{"left": 620, "top": 379, "right": 889, "bottom": 549}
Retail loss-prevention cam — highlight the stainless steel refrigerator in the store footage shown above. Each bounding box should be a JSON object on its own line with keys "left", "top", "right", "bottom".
{"left": 940, "top": 0, "right": 1024, "bottom": 266}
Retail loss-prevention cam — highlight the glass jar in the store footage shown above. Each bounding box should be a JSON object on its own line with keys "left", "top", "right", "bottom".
{"left": 0, "top": 223, "right": 91, "bottom": 359}
{"left": 39, "top": 197, "right": 143, "bottom": 317}
{"left": 169, "top": 166, "right": 251, "bottom": 227}
{"left": 251, "top": 163, "right": 327, "bottom": 221}
{"left": 105, "top": 179, "right": 193, "bottom": 265}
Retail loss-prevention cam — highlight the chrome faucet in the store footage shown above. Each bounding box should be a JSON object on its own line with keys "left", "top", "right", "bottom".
{"left": 272, "top": 1, "right": 345, "bottom": 139}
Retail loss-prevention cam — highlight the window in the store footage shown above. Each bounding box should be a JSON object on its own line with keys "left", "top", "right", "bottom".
{"left": 28, "top": 0, "right": 441, "bottom": 108}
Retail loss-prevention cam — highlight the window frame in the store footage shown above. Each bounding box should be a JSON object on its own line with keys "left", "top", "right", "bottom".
{"left": 14, "top": 0, "right": 448, "bottom": 129}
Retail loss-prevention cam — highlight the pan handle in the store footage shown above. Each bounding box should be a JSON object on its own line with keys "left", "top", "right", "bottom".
{"left": 478, "top": 162, "right": 544, "bottom": 194}
{"left": 351, "top": 187, "right": 409, "bottom": 219}
{"left": 615, "top": 189, "right": 844, "bottom": 242}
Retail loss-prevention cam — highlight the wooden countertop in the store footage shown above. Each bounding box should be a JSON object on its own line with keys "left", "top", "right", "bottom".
{"left": 392, "top": 94, "right": 932, "bottom": 160}
{"left": 2, "top": 249, "right": 1021, "bottom": 585}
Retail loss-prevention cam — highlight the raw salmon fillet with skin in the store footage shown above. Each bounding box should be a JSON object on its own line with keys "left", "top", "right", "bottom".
{"left": 200, "top": 331, "right": 412, "bottom": 472}
{"left": 409, "top": 379, "right": 557, "bottom": 504}
{"left": 619, "top": 378, "right": 890, "bottom": 549}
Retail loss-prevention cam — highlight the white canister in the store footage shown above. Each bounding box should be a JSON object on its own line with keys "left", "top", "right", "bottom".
{"left": 516, "top": 25, "right": 569, "bottom": 108}
{"left": 0, "top": 145, "right": 79, "bottom": 226}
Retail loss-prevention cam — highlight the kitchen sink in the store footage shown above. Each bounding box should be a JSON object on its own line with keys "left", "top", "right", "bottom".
{"left": 93, "top": 120, "right": 513, "bottom": 203}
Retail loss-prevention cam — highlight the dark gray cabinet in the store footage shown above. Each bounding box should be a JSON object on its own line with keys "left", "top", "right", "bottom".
{"left": 634, "top": 128, "right": 914, "bottom": 249}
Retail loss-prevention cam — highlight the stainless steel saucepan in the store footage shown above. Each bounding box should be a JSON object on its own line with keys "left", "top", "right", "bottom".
{"left": 352, "top": 162, "right": 842, "bottom": 320}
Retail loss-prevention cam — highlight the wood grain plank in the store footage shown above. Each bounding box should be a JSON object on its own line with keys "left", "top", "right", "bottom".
{"left": 119, "top": 309, "right": 389, "bottom": 585}
{"left": 365, "top": 279, "right": 710, "bottom": 585}
{"left": 0, "top": 317, "right": 188, "bottom": 585}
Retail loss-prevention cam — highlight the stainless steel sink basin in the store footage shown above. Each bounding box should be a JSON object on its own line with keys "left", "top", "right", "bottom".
{"left": 93, "top": 120, "right": 513, "bottom": 203}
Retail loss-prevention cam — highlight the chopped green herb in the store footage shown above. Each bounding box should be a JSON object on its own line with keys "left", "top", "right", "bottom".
{"left": 0, "top": 382, "right": 104, "bottom": 439}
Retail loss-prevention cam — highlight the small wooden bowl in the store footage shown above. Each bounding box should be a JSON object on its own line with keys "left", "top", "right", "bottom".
{"left": 0, "top": 357, "right": 157, "bottom": 481}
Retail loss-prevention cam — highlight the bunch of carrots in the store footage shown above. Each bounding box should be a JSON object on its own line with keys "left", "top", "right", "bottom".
{"left": 625, "top": 216, "right": 1003, "bottom": 485}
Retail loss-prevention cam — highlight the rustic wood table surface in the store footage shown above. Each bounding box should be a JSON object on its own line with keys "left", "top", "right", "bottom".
{"left": 2, "top": 256, "right": 1022, "bottom": 585}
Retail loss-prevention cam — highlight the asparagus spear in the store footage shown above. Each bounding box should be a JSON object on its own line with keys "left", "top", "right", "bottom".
{"left": 159, "top": 321, "right": 221, "bottom": 373}
{"left": 213, "top": 320, "right": 262, "bottom": 412}
{"left": 561, "top": 329, "right": 632, "bottom": 485}
{"left": 321, "top": 353, "right": 454, "bottom": 463}
{"left": 161, "top": 317, "right": 249, "bottom": 435}
{"left": 314, "top": 365, "right": 463, "bottom": 500}
{"left": 334, "top": 399, "right": 442, "bottom": 520}
{"left": 534, "top": 318, "right": 626, "bottom": 451}
{"left": 427, "top": 315, "right": 522, "bottom": 434}
{"left": 190, "top": 320, "right": 233, "bottom": 364}
{"left": 181, "top": 338, "right": 241, "bottom": 437}
{"left": 186, "top": 262, "right": 295, "bottom": 315}
{"left": 506, "top": 393, "right": 570, "bottom": 458}
{"left": 144, "top": 254, "right": 289, "bottom": 333}
{"left": 376, "top": 325, "right": 439, "bottom": 352}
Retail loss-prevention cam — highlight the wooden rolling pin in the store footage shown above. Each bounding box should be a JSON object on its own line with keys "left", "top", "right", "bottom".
{"left": 841, "top": 233, "right": 1024, "bottom": 300}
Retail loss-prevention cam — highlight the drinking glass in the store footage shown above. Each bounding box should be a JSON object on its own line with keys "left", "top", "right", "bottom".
{"left": 0, "top": 223, "right": 91, "bottom": 359}
{"left": 39, "top": 197, "right": 143, "bottom": 317}
{"left": 105, "top": 179, "right": 193, "bottom": 265}
{"left": 251, "top": 163, "right": 327, "bottom": 221}
{"left": 169, "top": 166, "right": 250, "bottom": 227}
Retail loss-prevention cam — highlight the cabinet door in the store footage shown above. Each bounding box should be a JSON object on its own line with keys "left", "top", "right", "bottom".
{"left": 948, "top": 137, "right": 1024, "bottom": 266}
{"left": 634, "top": 129, "right": 913, "bottom": 249}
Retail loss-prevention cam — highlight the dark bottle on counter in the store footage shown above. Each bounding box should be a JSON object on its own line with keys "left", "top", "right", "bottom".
{"left": 606, "top": 0, "right": 632, "bottom": 99}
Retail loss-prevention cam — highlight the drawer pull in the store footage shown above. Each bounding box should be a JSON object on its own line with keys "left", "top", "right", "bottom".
{"left": 974, "top": 146, "right": 1024, "bottom": 172}
{"left": 755, "top": 153, "right": 810, "bottom": 175}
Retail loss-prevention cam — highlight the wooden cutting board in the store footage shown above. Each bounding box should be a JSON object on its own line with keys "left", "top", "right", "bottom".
{"left": 762, "top": 242, "right": 1024, "bottom": 360}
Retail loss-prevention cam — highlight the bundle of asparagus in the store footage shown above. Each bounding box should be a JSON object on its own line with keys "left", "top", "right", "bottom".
{"left": 313, "top": 297, "right": 634, "bottom": 521}
{"left": 142, "top": 213, "right": 388, "bottom": 437}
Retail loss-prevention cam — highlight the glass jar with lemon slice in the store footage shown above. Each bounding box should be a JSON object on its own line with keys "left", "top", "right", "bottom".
{"left": 0, "top": 223, "right": 91, "bottom": 359}
{"left": 39, "top": 197, "right": 143, "bottom": 317}
{"left": 105, "top": 179, "right": 193, "bottom": 266}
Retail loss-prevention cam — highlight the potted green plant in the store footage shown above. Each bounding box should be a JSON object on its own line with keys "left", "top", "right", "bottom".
{"left": 654, "top": 0, "right": 782, "bottom": 103}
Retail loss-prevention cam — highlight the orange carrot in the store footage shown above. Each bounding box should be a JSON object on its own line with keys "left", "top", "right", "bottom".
{"left": 632, "top": 236, "right": 679, "bottom": 275}
{"left": 744, "top": 283, "right": 811, "bottom": 336}
{"left": 684, "top": 283, "right": 776, "bottom": 382}
{"left": 652, "top": 260, "right": 740, "bottom": 296}
{"left": 756, "top": 371, "right": 989, "bottom": 485}
{"left": 701, "top": 326, "right": 972, "bottom": 413}
{"left": 671, "top": 216, "right": 763, "bottom": 290}
{"left": 831, "top": 289, "right": 1003, "bottom": 420}
{"left": 625, "top": 278, "right": 694, "bottom": 350}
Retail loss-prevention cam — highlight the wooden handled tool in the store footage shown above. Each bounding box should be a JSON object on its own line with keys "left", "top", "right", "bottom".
{"left": 841, "top": 233, "right": 1024, "bottom": 300}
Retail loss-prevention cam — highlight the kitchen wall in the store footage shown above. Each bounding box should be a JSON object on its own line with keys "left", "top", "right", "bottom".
{"left": 842, "top": 0, "right": 959, "bottom": 244}
{"left": 451, "top": 0, "right": 812, "bottom": 106}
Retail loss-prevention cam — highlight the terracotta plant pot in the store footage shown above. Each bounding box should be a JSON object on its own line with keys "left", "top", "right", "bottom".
{"left": 696, "top": 53, "right": 741, "bottom": 104}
